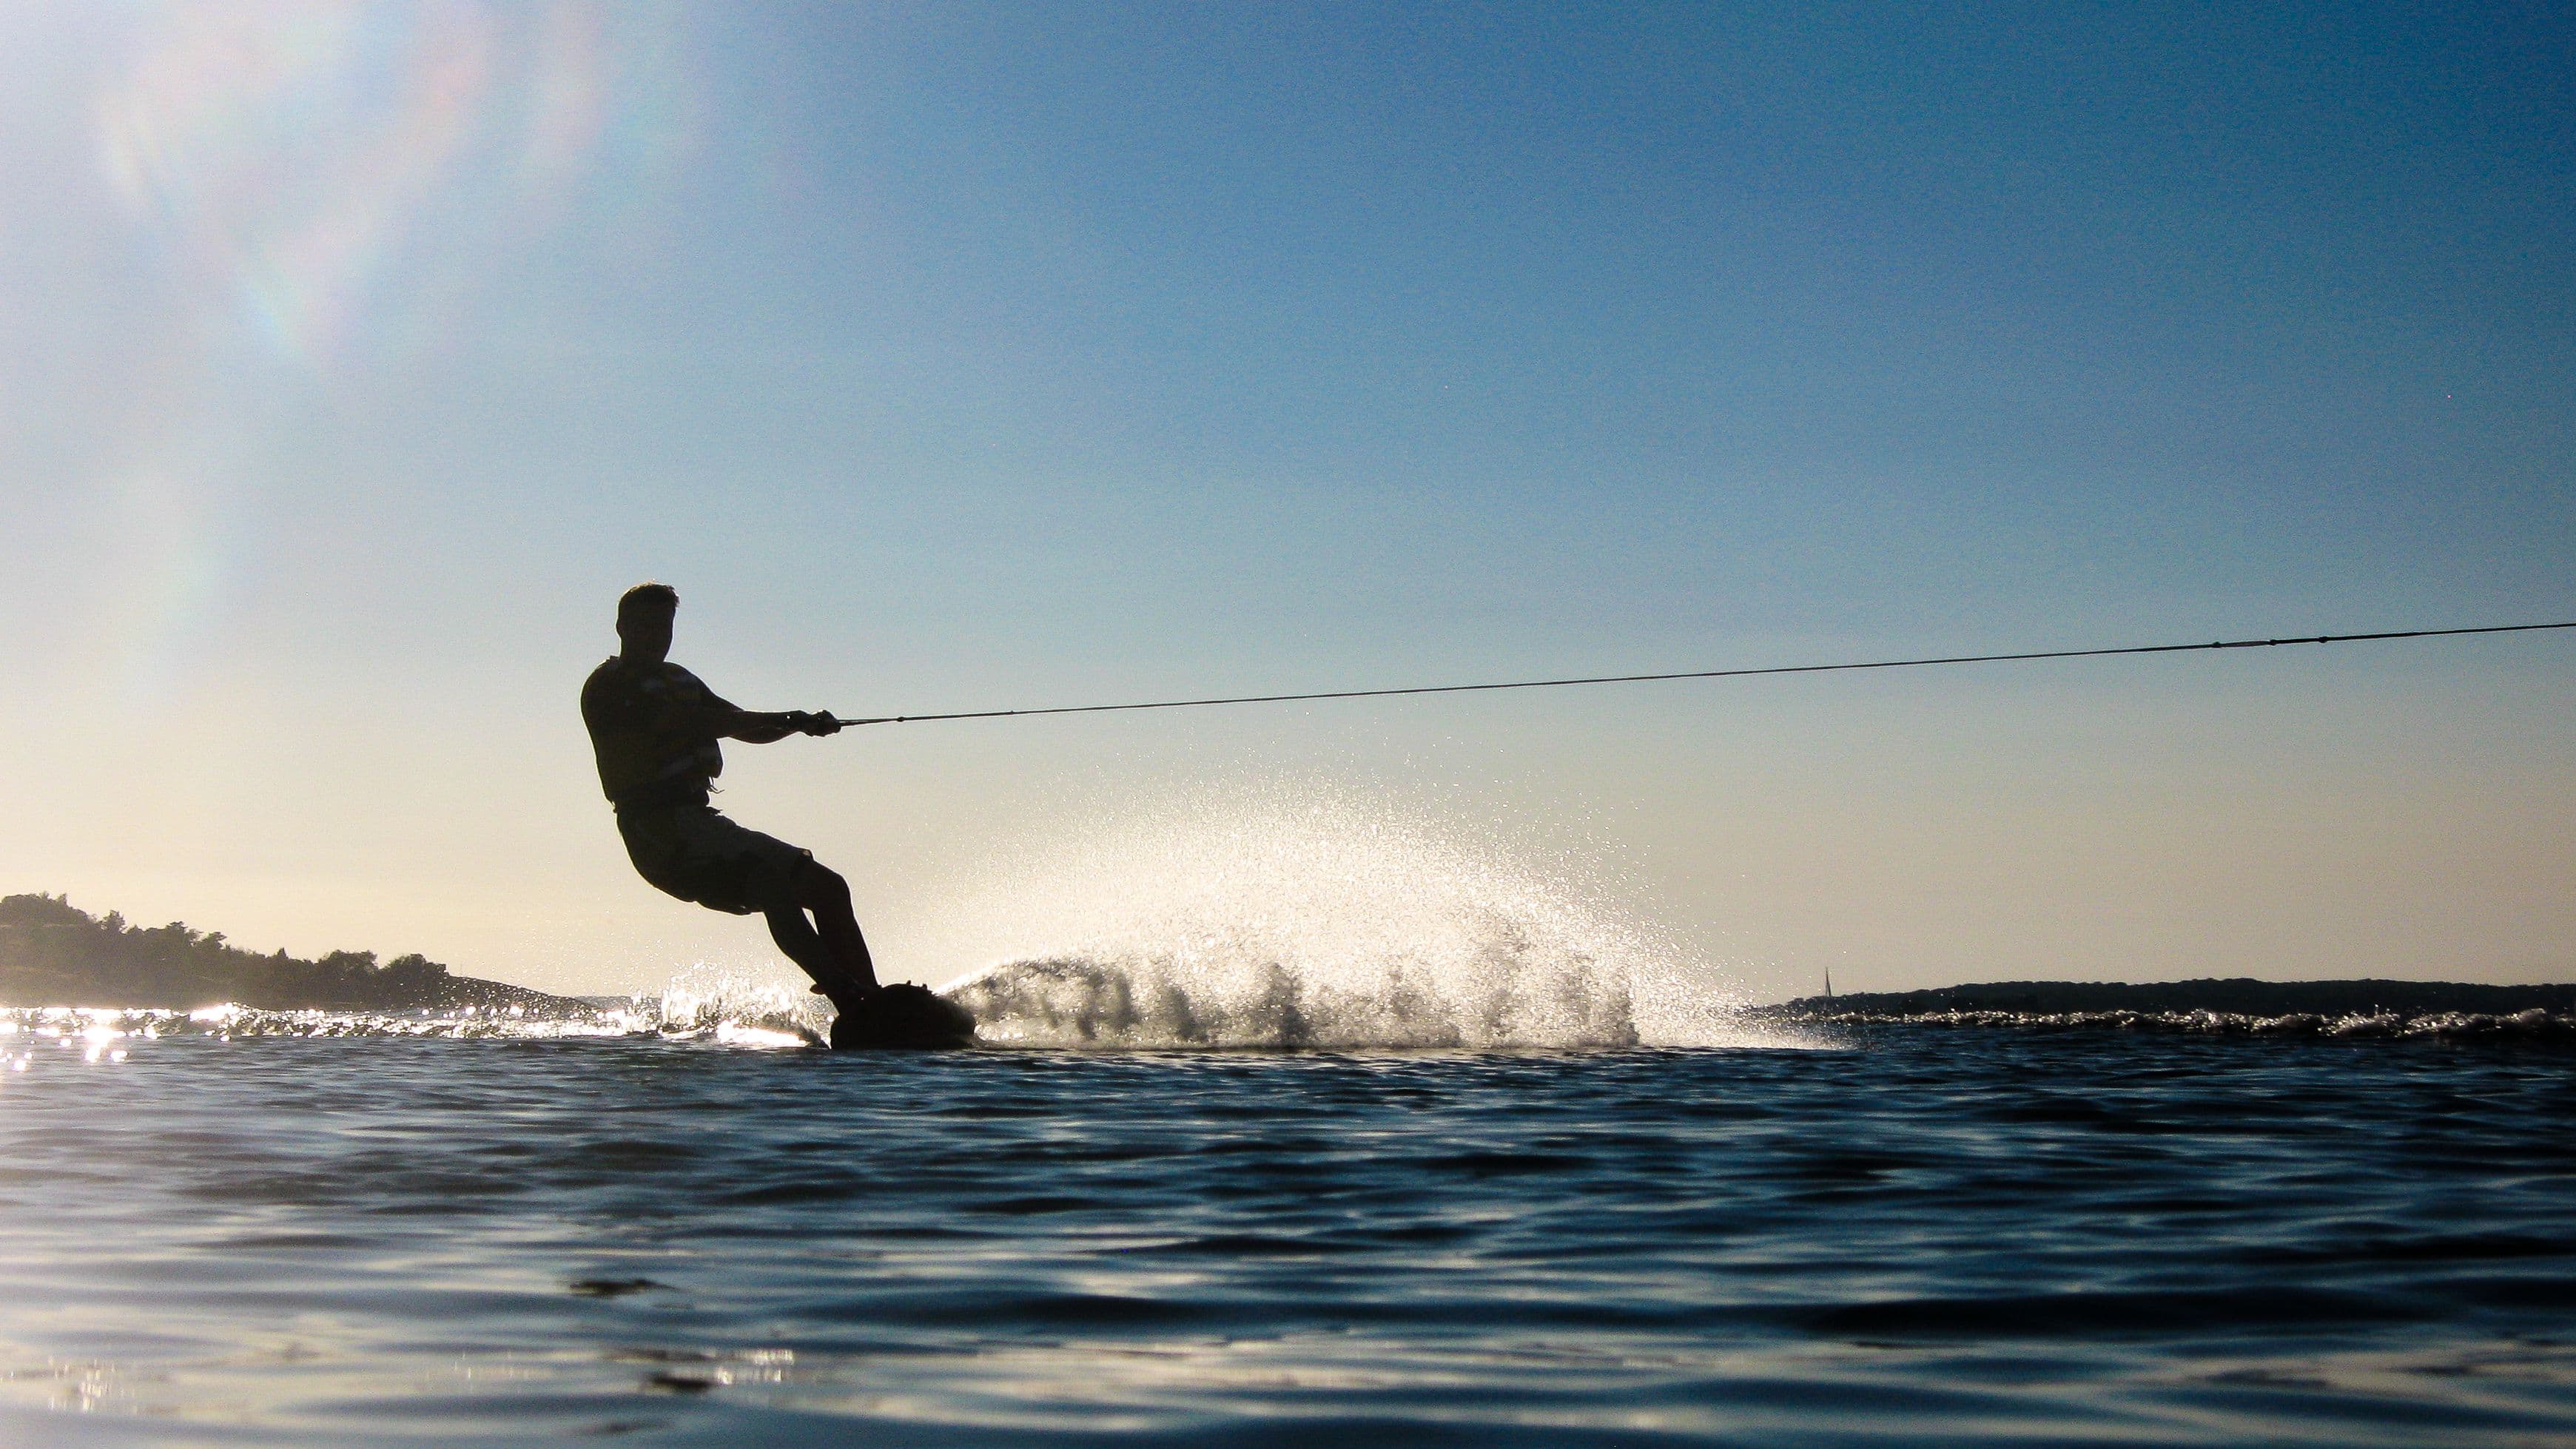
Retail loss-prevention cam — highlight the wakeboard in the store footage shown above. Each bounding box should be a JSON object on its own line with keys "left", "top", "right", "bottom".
{"left": 830, "top": 982, "right": 979, "bottom": 1050}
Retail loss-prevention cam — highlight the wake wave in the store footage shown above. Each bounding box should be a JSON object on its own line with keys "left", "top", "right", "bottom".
{"left": 949, "top": 947, "right": 1642, "bottom": 1049}
{"left": 915, "top": 785, "right": 1797, "bottom": 1049}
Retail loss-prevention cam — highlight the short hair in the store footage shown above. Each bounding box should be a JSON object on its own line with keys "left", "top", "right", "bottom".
{"left": 617, "top": 582, "right": 679, "bottom": 631}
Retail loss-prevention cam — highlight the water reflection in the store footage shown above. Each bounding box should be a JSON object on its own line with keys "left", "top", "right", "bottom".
{"left": 0, "top": 1031, "right": 2569, "bottom": 1442}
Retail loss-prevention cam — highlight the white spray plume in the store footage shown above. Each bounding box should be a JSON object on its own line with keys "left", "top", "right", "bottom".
{"left": 912, "top": 781, "right": 1792, "bottom": 1049}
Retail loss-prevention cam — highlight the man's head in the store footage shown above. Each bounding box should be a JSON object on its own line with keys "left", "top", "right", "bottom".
{"left": 616, "top": 582, "right": 678, "bottom": 662}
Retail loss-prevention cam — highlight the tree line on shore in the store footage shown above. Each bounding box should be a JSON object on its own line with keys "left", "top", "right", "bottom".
{"left": 1777, "top": 976, "right": 2576, "bottom": 1018}
{"left": 0, "top": 893, "right": 566, "bottom": 1011}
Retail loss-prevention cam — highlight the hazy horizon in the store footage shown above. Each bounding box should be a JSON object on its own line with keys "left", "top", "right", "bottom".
{"left": 4, "top": 1, "right": 2569, "bottom": 1003}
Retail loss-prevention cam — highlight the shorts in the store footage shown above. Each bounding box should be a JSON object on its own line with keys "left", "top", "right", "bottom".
{"left": 614, "top": 799, "right": 812, "bottom": 916}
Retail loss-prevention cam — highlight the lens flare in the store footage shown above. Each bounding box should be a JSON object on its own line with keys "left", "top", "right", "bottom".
{"left": 96, "top": 1, "right": 702, "bottom": 366}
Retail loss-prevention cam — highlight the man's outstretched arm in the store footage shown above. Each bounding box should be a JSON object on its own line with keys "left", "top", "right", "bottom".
{"left": 662, "top": 698, "right": 842, "bottom": 744}
{"left": 700, "top": 696, "right": 839, "bottom": 742}
{"left": 724, "top": 707, "right": 841, "bottom": 744}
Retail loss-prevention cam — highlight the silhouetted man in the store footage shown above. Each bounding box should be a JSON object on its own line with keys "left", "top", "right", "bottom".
{"left": 581, "top": 582, "right": 879, "bottom": 1017}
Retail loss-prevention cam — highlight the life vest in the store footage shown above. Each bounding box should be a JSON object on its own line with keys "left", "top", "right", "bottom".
{"left": 580, "top": 656, "right": 726, "bottom": 804}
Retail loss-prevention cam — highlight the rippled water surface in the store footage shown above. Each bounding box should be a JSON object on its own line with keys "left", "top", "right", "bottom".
{"left": 2, "top": 1026, "right": 2572, "bottom": 1444}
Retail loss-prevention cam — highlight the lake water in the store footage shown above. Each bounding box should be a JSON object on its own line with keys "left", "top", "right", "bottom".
{"left": 1, "top": 1013, "right": 2570, "bottom": 1445}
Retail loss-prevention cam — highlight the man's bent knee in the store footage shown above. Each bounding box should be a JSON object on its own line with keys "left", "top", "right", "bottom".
{"left": 792, "top": 858, "right": 849, "bottom": 907}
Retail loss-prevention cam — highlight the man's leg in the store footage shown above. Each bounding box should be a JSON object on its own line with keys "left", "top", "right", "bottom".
{"left": 768, "top": 858, "right": 879, "bottom": 1005}
{"left": 763, "top": 904, "right": 839, "bottom": 991}
{"left": 801, "top": 862, "right": 881, "bottom": 993}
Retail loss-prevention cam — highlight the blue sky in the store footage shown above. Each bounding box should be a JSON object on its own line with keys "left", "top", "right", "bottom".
{"left": 2, "top": 1, "right": 2569, "bottom": 997}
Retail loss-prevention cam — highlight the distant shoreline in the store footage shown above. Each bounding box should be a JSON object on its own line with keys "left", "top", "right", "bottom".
{"left": 1, "top": 893, "right": 577, "bottom": 1014}
{"left": 13, "top": 887, "right": 2572, "bottom": 1029}
{"left": 1762, "top": 978, "right": 2576, "bottom": 1037}
{"left": 1769, "top": 978, "right": 2576, "bottom": 1017}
